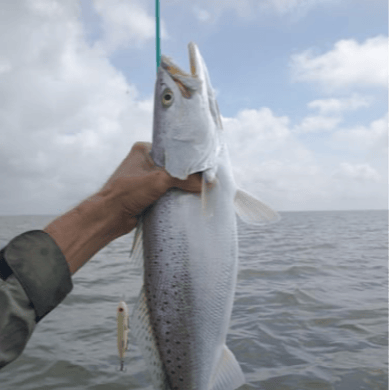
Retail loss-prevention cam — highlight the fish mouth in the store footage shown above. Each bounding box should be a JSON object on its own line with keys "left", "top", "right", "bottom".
{"left": 188, "top": 42, "right": 198, "bottom": 76}
{"left": 160, "top": 42, "right": 201, "bottom": 98}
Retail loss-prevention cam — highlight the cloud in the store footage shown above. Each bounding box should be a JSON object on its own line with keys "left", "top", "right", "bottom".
{"left": 92, "top": 0, "right": 168, "bottom": 52}
{"left": 333, "top": 162, "right": 381, "bottom": 182}
{"left": 222, "top": 107, "right": 322, "bottom": 208}
{"left": 291, "top": 36, "right": 388, "bottom": 91}
{"left": 0, "top": 0, "right": 153, "bottom": 215}
{"left": 193, "top": 6, "right": 212, "bottom": 22}
{"left": 294, "top": 115, "right": 342, "bottom": 133}
{"left": 331, "top": 114, "right": 388, "bottom": 153}
{"left": 0, "top": 1, "right": 387, "bottom": 214}
{"left": 167, "top": 0, "right": 335, "bottom": 20}
{"left": 260, "top": 0, "right": 334, "bottom": 15}
{"left": 307, "top": 95, "right": 372, "bottom": 114}
{"left": 222, "top": 107, "right": 387, "bottom": 210}
{"left": 293, "top": 95, "right": 373, "bottom": 133}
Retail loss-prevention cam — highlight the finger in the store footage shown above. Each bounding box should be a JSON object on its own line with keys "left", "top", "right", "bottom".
{"left": 131, "top": 142, "right": 159, "bottom": 172}
{"left": 170, "top": 173, "right": 202, "bottom": 193}
{"left": 131, "top": 141, "right": 152, "bottom": 154}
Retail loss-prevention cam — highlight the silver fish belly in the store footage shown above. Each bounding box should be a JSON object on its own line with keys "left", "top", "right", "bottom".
{"left": 142, "top": 147, "right": 239, "bottom": 389}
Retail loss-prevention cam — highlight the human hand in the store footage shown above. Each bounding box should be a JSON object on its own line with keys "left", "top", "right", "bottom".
{"left": 101, "top": 142, "right": 202, "bottom": 222}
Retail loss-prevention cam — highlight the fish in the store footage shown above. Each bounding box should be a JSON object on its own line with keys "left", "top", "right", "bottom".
{"left": 130, "top": 42, "right": 279, "bottom": 390}
{"left": 117, "top": 300, "right": 129, "bottom": 371}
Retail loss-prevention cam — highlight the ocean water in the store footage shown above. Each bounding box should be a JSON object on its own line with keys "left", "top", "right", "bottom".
{"left": 0, "top": 210, "right": 388, "bottom": 390}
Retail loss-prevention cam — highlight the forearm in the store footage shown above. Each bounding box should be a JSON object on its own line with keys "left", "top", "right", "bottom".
{"left": 44, "top": 190, "right": 137, "bottom": 275}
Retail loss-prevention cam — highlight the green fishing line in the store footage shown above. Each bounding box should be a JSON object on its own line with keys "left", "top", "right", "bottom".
{"left": 155, "top": 0, "right": 161, "bottom": 72}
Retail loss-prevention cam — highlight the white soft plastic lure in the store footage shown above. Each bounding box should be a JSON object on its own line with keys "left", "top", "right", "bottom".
{"left": 130, "top": 42, "right": 279, "bottom": 390}
{"left": 117, "top": 300, "right": 129, "bottom": 371}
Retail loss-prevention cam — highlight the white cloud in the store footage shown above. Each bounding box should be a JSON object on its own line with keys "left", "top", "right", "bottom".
{"left": 92, "top": 0, "right": 168, "bottom": 52}
{"left": 222, "top": 107, "right": 322, "bottom": 209}
{"left": 223, "top": 107, "right": 291, "bottom": 154}
{"left": 0, "top": 0, "right": 153, "bottom": 215}
{"left": 331, "top": 114, "right": 388, "bottom": 152}
{"left": 294, "top": 115, "right": 342, "bottom": 133}
{"left": 291, "top": 36, "right": 388, "bottom": 91}
{"left": 0, "top": 1, "right": 387, "bottom": 214}
{"left": 193, "top": 6, "right": 212, "bottom": 22}
{"left": 333, "top": 162, "right": 381, "bottom": 182}
{"left": 307, "top": 95, "right": 372, "bottom": 114}
{"left": 168, "top": 0, "right": 335, "bottom": 20}
{"left": 294, "top": 95, "right": 373, "bottom": 133}
{"left": 260, "top": 0, "right": 334, "bottom": 15}
{"left": 222, "top": 107, "right": 387, "bottom": 210}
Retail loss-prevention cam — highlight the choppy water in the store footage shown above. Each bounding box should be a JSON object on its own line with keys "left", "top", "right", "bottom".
{"left": 0, "top": 210, "right": 388, "bottom": 389}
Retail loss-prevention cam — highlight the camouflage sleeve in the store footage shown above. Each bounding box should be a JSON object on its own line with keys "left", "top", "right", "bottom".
{"left": 0, "top": 230, "right": 73, "bottom": 369}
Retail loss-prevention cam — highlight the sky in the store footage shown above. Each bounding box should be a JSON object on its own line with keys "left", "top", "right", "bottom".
{"left": 0, "top": 0, "right": 388, "bottom": 215}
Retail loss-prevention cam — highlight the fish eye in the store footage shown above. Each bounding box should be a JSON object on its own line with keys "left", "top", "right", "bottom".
{"left": 162, "top": 88, "right": 174, "bottom": 107}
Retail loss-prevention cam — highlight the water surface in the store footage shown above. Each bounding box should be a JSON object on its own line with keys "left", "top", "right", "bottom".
{"left": 0, "top": 210, "right": 388, "bottom": 389}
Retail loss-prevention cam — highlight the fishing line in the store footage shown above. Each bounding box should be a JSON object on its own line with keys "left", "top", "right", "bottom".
{"left": 155, "top": 0, "right": 161, "bottom": 72}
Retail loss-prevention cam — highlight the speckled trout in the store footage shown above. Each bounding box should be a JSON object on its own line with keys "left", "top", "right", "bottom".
{"left": 130, "top": 42, "right": 279, "bottom": 390}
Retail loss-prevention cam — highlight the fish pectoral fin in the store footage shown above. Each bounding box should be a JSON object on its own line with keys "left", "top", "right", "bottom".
{"left": 234, "top": 189, "right": 280, "bottom": 225}
{"left": 210, "top": 345, "right": 245, "bottom": 390}
{"left": 201, "top": 170, "right": 217, "bottom": 218}
{"left": 129, "top": 216, "right": 144, "bottom": 268}
{"left": 131, "top": 286, "right": 171, "bottom": 390}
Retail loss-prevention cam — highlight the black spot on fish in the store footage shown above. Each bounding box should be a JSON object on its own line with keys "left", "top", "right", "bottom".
{"left": 171, "top": 371, "right": 175, "bottom": 374}
{"left": 176, "top": 341, "right": 181, "bottom": 344}
{"left": 179, "top": 377, "right": 184, "bottom": 382}
{"left": 167, "top": 359, "right": 171, "bottom": 363}
{"left": 167, "top": 349, "right": 171, "bottom": 354}
{"left": 166, "top": 339, "right": 170, "bottom": 342}
{"left": 177, "top": 357, "right": 181, "bottom": 361}
{"left": 177, "top": 365, "right": 182, "bottom": 369}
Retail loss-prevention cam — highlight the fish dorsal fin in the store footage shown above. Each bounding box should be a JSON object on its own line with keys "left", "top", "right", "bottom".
{"left": 210, "top": 344, "right": 245, "bottom": 390}
{"left": 129, "top": 216, "right": 144, "bottom": 268}
{"left": 234, "top": 189, "right": 280, "bottom": 225}
{"left": 131, "top": 286, "right": 171, "bottom": 390}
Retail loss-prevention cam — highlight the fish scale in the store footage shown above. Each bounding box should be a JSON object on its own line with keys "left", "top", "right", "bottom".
{"left": 142, "top": 174, "right": 238, "bottom": 389}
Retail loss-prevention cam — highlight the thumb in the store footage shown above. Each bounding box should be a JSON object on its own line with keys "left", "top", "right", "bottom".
{"left": 169, "top": 173, "right": 202, "bottom": 193}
